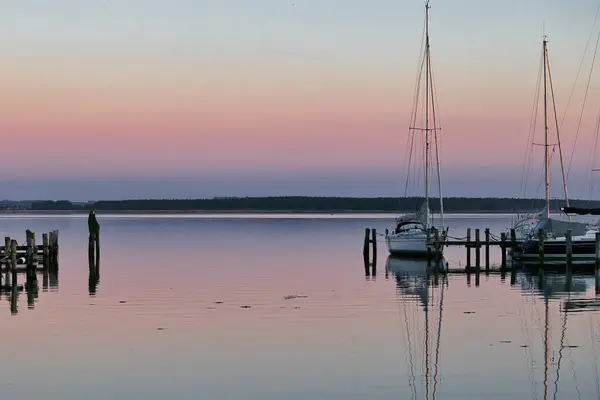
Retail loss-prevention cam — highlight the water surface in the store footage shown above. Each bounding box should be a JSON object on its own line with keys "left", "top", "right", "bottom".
{"left": 0, "top": 213, "right": 597, "bottom": 399}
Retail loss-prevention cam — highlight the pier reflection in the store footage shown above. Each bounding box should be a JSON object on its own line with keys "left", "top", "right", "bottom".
{"left": 0, "top": 269, "right": 59, "bottom": 315}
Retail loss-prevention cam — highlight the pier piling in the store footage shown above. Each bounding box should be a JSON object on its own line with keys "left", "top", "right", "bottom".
{"left": 363, "top": 228, "right": 377, "bottom": 276}
{"left": 565, "top": 229, "right": 572, "bottom": 291}
{"left": 596, "top": 232, "right": 600, "bottom": 294}
{"left": 466, "top": 228, "right": 471, "bottom": 270}
{"left": 485, "top": 228, "right": 490, "bottom": 272}
{"left": 475, "top": 228, "right": 481, "bottom": 270}
{"left": 42, "top": 233, "right": 49, "bottom": 268}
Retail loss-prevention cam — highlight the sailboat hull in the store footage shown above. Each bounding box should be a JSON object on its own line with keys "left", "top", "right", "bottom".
{"left": 386, "top": 232, "right": 443, "bottom": 257}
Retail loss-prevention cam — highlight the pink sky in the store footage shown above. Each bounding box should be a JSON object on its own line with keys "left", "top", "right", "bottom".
{"left": 0, "top": 0, "right": 599, "bottom": 199}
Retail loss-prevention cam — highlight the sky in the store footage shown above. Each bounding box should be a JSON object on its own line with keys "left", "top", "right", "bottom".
{"left": 1, "top": 0, "right": 600, "bottom": 200}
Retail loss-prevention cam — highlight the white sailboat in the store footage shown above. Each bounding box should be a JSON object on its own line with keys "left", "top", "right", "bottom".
{"left": 385, "top": 1, "right": 447, "bottom": 257}
{"left": 510, "top": 36, "right": 572, "bottom": 243}
{"left": 516, "top": 37, "right": 599, "bottom": 263}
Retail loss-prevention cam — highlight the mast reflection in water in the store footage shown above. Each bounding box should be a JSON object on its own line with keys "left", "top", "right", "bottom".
{"left": 387, "top": 255, "right": 447, "bottom": 399}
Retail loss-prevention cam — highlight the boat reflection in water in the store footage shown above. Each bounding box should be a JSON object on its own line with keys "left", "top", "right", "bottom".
{"left": 515, "top": 271, "right": 588, "bottom": 298}
{"left": 386, "top": 255, "right": 447, "bottom": 398}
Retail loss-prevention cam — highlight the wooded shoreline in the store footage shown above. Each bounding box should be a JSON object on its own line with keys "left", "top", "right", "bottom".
{"left": 11, "top": 196, "right": 600, "bottom": 213}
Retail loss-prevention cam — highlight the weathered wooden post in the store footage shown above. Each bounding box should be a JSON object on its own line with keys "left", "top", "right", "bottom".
{"left": 475, "top": 228, "right": 481, "bottom": 270}
{"left": 10, "top": 239, "right": 17, "bottom": 288}
{"left": 42, "top": 233, "right": 49, "bottom": 268}
{"left": 371, "top": 228, "right": 377, "bottom": 270}
{"left": 484, "top": 228, "right": 490, "bottom": 272}
{"left": 10, "top": 279, "right": 17, "bottom": 315}
{"left": 538, "top": 229, "right": 545, "bottom": 270}
{"left": 25, "top": 230, "right": 34, "bottom": 267}
{"left": 363, "top": 228, "right": 370, "bottom": 264}
{"left": 565, "top": 229, "right": 572, "bottom": 292}
{"left": 3, "top": 236, "right": 9, "bottom": 284}
{"left": 500, "top": 232, "right": 507, "bottom": 270}
{"left": 466, "top": 228, "right": 471, "bottom": 270}
{"left": 510, "top": 228, "right": 517, "bottom": 251}
{"left": 4, "top": 236, "right": 9, "bottom": 266}
{"left": 50, "top": 230, "right": 59, "bottom": 268}
{"left": 595, "top": 232, "right": 600, "bottom": 294}
{"left": 510, "top": 267, "right": 517, "bottom": 286}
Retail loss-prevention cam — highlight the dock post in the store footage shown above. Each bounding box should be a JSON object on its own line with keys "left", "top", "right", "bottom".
{"left": 510, "top": 228, "right": 517, "bottom": 251}
{"left": 466, "top": 228, "right": 471, "bottom": 271}
{"left": 363, "top": 228, "right": 370, "bottom": 265}
{"left": 371, "top": 228, "right": 377, "bottom": 271}
{"left": 42, "top": 233, "right": 49, "bottom": 268}
{"left": 474, "top": 229, "right": 480, "bottom": 286}
{"left": 88, "top": 232, "right": 95, "bottom": 265}
{"left": 475, "top": 229, "right": 481, "bottom": 269}
{"left": 566, "top": 229, "right": 572, "bottom": 292}
{"left": 4, "top": 236, "right": 10, "bottom": 271}
{"left": 32, "top": 232, "right": 37, "bottom": 265}
{"left": 596, "top": 232, "right": 600, "bottom": 294}
{"left": 25, "top": 229, "right": 33, "bottom": 268}
{"left": 53, "top": 230, "right": 59, "bottom": 266}
{"left": 500, "top": 232, "right": 507, "bottom": 270}
{"left": 10, "top": 239, "right": 17, "bottom": 287}
{"left": 49, "top": 230, "right": 59, "bottom": 270}
{"left": 538, "top": 229, "right": 545, "bottom": 270}
{"left": 485, "top": 228, "right": 490, "bottom": 272}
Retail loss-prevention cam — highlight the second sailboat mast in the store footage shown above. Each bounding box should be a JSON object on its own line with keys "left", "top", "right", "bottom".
{"left": 424, "top": 1, "right": 431, "bottom": 227}
{"left": 543, "top": 37, "right": 550, "bottom": 218}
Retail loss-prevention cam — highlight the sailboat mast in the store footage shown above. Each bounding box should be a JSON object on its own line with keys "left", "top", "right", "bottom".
{"left": 543, "top": 37, "right": 550, "bottom": 218}
{"left": 424, "top": 1, "right": 431, "bottom": 228}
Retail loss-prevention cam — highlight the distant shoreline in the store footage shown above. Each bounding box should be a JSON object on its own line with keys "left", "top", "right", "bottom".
{"left": 0, "top": 209, "right": 525, "bottom": 215}
{"left": 3, "top": 196, "right": 598, "bottom": 214}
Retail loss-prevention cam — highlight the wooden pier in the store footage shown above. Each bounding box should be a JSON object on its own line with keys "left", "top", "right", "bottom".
{"left": 0, "top": 230, "right": 59, "bottom": 272}
{"left": 364, "top": 226, "right": 600, "bottom": 293}
{"left": 0, "top": 229, "right": 60, "bottom": 315}
{"left": 363, "top": 226, "right": 600, "bottom": 274}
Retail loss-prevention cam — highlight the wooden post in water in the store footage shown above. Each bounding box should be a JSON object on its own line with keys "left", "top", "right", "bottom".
{"left": 538, "top": 229, "right": 545, "bottom": 270}
{"left": 475, "top": 229, "right": 481, "bottom": 270}
{"left": 466, "top": 228, "right": 471, "bottom": 270}
{"left": 474, "top": 229, "right": 480, "bottom": 286}
{"left": 371, "top": 228, "right": 377, "bottom": 270}
{"left": 25, "top": 230, "right": 34, "bottom": 267}
{"left": 53, "top": 230, "right": 59, "bottom": 266}
{"left": 3, "top": 236, "right": 9, "bottom": 284}
{"left": 565, "top": 229, "right": 572, "bottom": 292}
{"left": 48, "top": 230, "right": 59, "bottom": 270}
{"left": 10, "top": 239, "right": 17, "bottom": 287}
{"left": 500, "top": 232, "right": 507, "bottom": 270}
{"left": 484, "top": 228, "right": 490, "bottom": 272}
{"left": 32, "top": 233, "right": 37, "bottom": 265}
{"left": 596, "top": 232, "right": 600, "bottom": 295}
{"left": 363, "top": 228, "right": 370, "bottom": 266}
{"left": 42, "top": 233, "right": 49, "bottom": 268}
{"left": 510, "top": 228, "right": 517, "bottom": 252}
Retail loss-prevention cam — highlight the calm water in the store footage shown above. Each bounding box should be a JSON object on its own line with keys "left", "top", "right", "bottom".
{"left": 0, "top": 213, "right": 598, "bottom": 399}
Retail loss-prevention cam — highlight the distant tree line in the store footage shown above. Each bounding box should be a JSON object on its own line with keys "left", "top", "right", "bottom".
{"left": 25, "top": 197, "right": 600, "bottom": 213}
